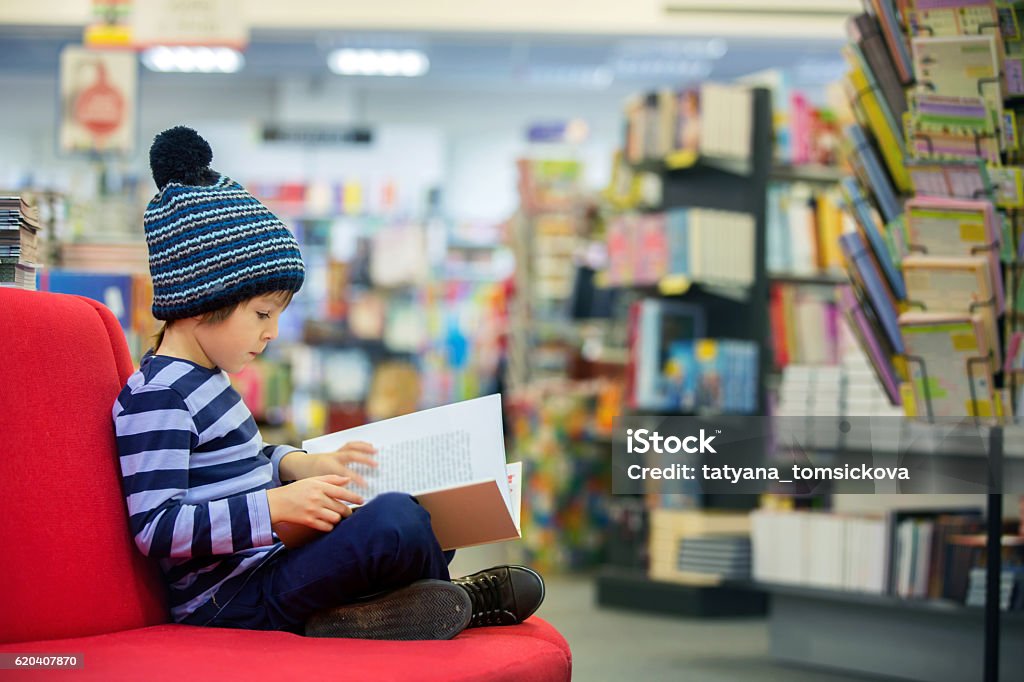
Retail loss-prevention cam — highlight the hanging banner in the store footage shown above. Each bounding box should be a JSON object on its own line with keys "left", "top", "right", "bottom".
{"left": 132, "top": 0, "right": 248, "bottom": 49}
{"left": 84, "top": 0, "right": 134, "bottom": 48}
{"left": 59, "top": 46, "right": 137, "bottom": 155}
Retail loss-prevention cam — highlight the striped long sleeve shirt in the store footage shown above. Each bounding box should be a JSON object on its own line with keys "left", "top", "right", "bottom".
{"left": 112, "top": 353, "right": 296, "bottom": 622}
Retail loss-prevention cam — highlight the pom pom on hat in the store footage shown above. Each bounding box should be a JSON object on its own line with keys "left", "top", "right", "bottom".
{"left": 149, "top": 126, "right": 218, "bottom": 190}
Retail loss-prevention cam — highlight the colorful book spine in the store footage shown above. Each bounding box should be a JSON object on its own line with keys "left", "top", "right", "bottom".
{"left": 844, "top": 58, "right": 913, "bottom": 192}
{"left": 840, "top": 231, "right": 904, "bottom": 354}
{"left": 871, "top": 0, "right": 915, "bottom": 84}
{"left": 846, "top": 124, "right": 902, "bottom": 223}
{"left": 848, "top": 13, "right": 910, "bottom": 128}
{"left": 838, "top": 285, "right": 901, "bottom": 404}
{"left": 841, "top": 177, "right": 907, "bottom": 299}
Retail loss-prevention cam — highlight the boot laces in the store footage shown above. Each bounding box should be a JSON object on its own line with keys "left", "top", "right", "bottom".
{"left": 460, "top": 574, "right": 513, "bottom": 626}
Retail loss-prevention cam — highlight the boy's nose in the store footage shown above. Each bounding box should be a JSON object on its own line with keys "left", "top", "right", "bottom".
{"left": 264, "top": 323, "right": 278, "bottom": 341}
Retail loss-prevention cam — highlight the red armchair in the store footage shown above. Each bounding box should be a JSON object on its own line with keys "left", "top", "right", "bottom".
{"left": 0, "top": 289, "right": 571, "bottom": 681}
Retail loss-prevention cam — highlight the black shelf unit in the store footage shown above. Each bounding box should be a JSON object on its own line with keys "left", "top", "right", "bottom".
{"left": 752, "top": 580, "right": 1024, "bottom": 623}
{"left": 765, "top": 425, "right": 1024, "bottom": 682}
{"left": 597, "top": 86, "right": 774, "bottom": 618}
{"left": 597, "top": 567, "right": 768, "bottom": 618}
{"left": 768, "top": 163, "right": 846, "bottom": 185}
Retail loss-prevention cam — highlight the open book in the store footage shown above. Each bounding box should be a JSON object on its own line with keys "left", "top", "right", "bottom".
{"left": 272, "top": 394, "right": 522, "bottom": 551}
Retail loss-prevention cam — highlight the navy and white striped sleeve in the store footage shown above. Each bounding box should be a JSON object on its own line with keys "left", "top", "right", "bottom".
{"left": 114, "top": 386, "right": 275, "bottom": 559}
{"left": 263, "top": 443, "right": 302, "bottom": 485}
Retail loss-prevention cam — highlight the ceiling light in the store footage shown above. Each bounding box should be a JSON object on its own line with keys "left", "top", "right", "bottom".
{"left": 327, "top": 49, "right": 430, "bottom": 77}
{"left": 141, "top": 46, "right": 244, "bottom": 73}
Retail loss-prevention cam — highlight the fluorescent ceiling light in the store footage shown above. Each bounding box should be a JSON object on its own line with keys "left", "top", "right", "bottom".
{"left": 524, "top": 66, "right": 614, "bottom": 89}
{"left": 327, "top": 49, "right": 430, "bottom": 77}
{"left": 141, "top": 46, "right": 245, "bottom": 73}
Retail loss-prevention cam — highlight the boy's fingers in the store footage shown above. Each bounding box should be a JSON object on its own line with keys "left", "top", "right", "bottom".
{"left": 319, "top": 474, "right": 351, "bottom": 486}
{"left": 341, "top": 452, "right": 379, "bottom": 468}
{"left": 343, "top": 469, "right": 369, "bottom": 488}
{"left": 323, "top": 484, "right": 364, "bottom": 505}
{"left": 319, "top": 508, "right": 342, "bottom": 525}
{"left": 320, "top": 495, "right": 353, "bottom": 519}
{"left": 341, "top": 441, "right": 377, "bottom": 453}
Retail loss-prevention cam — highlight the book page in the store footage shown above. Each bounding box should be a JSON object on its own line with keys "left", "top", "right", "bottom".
{"left": 506, "top": 461, "right": 522, "bottom": 531}
{"left": 302, "top": 394, "right": 511, "bottom": 513}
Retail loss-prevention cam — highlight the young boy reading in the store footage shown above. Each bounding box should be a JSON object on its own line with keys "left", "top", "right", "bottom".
{"left": 112, "top": 126, "right": 544, "bottom": 639}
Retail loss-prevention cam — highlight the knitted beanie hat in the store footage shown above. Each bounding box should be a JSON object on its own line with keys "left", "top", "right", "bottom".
{"left": 144, "top": 126, "right": 305, "bottom": 320}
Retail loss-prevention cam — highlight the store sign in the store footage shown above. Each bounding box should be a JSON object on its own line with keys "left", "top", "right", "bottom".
{"left": 86, "top": 0, "right": 248, "bottom": 48}
{"left": 526, "top": 119, "right": 589, "bottom": 144}
{"left": 261, "top": 125, "right": 374, "bottom": 146}
{"left": 84, "top": 0, "right": 134, "bottom": 48}
{"left": 132, "top": 0, "right": 248, "bottom": 48}
{"left": 59, "top": 46, "right": 137, "bottom": 155}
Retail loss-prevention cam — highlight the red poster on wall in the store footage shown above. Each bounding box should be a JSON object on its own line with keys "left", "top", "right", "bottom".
{"left": 59, "top": 46, "right": 137, "bottom": 155}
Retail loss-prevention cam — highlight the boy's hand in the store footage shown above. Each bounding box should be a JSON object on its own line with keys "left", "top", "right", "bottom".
{"left": 281, "top": 441, "right": 378, "bottom": 488}
{"left": 266, "top": 474, "right": 364, "bottom": 532}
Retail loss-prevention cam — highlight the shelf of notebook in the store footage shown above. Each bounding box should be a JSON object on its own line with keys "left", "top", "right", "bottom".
{"left": 595, "top": 566, "right": 768, "bottom": 617}
{"left": 768, "top": 164, "right": 847, "bottom": 185}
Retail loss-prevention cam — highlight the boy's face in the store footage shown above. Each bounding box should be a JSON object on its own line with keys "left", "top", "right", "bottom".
{"left": 193, "top": 294, "right": 287, "bottom": 373}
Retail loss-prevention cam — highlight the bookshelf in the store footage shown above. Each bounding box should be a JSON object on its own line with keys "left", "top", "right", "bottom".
{"left": 596, "top": 85, "right": 774, "bottom": 617}
{"left": 757, "top": 423, "right": 1024, "bottom": 682}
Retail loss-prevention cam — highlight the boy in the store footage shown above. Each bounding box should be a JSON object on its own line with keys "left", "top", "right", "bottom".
{"left": 113, "top": 126, "right": 544, "bottom": 639}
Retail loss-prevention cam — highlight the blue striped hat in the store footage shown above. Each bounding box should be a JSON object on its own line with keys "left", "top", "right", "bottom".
{"left": 144, "top": 126, "right": 304, "bottom": 320}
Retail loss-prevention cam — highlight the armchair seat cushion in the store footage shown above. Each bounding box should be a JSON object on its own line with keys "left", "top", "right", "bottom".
{"left": 0, "top": 617, "right": 570, "bottom": 681}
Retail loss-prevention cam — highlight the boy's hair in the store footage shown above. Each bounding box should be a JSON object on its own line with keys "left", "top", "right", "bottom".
{"left": 151, "top": 289, "right": 295, "bottom": 353}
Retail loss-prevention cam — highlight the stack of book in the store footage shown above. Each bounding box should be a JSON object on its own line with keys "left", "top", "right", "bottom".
{"left": 623, "top": 88, "right": 701, "bottom": 166}
{"left": 0, "top": 195, "right": 41, "bottom": 290}
{"left": 677, "top": 536, "right": 752, "bottom": 581}
{"left": 966, "top": 567, "right": 1023, "bottom": 611}
{"left": 649, "top": 509, "right": 751, "bottom": 585}
{"left": 752, "top": 510, "right": 888, "bottom": 593}
{"left": 774, "top": 323, "right": 903, "bottom": 419}
{"left": 626, "top": 298, "right": 758, "bottom": 414}
{"left": 766, "top": 181, "right": 847, "bottom": 276}
{"left": 606, "top": 208, "right": 755, "bottom": 289}
{"left": 622, "top": 83, "right": 753, "bottom": 167}
{"left": 770, "top": 283, "right": 841, "bottom": 368}
{"left": 751, "top": 508, "right": 1001, "bottom": 603}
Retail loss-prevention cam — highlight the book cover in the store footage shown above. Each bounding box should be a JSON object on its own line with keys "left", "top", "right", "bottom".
{"left": 904, "top": 196, "right": 1005, "bottom": 311}
{"left": 898, "top": 312, "right": 996, "bottom": 418}
{"left": 902, "top": 254, "right": 1001, "bottom": 364}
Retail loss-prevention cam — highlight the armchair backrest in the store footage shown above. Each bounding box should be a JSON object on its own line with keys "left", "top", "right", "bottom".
{"left": 0, "top": 289, "right": 167, "bottom": 643}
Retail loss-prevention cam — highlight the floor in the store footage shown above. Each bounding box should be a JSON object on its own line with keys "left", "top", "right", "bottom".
{"left": 452, "top": 545, "right": 881, "bottom": 682}
{"left": 529, "top": 575, "right": 882, "bottom": 682}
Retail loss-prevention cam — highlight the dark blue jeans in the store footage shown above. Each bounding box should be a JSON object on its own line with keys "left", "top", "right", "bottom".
{"left": 183, "top": 492, "right": 454, "bottom": 632}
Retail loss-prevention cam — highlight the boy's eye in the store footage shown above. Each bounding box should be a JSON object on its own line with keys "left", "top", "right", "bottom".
{"left": 257, "top": 312, "right": 271, "bottom": 320}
